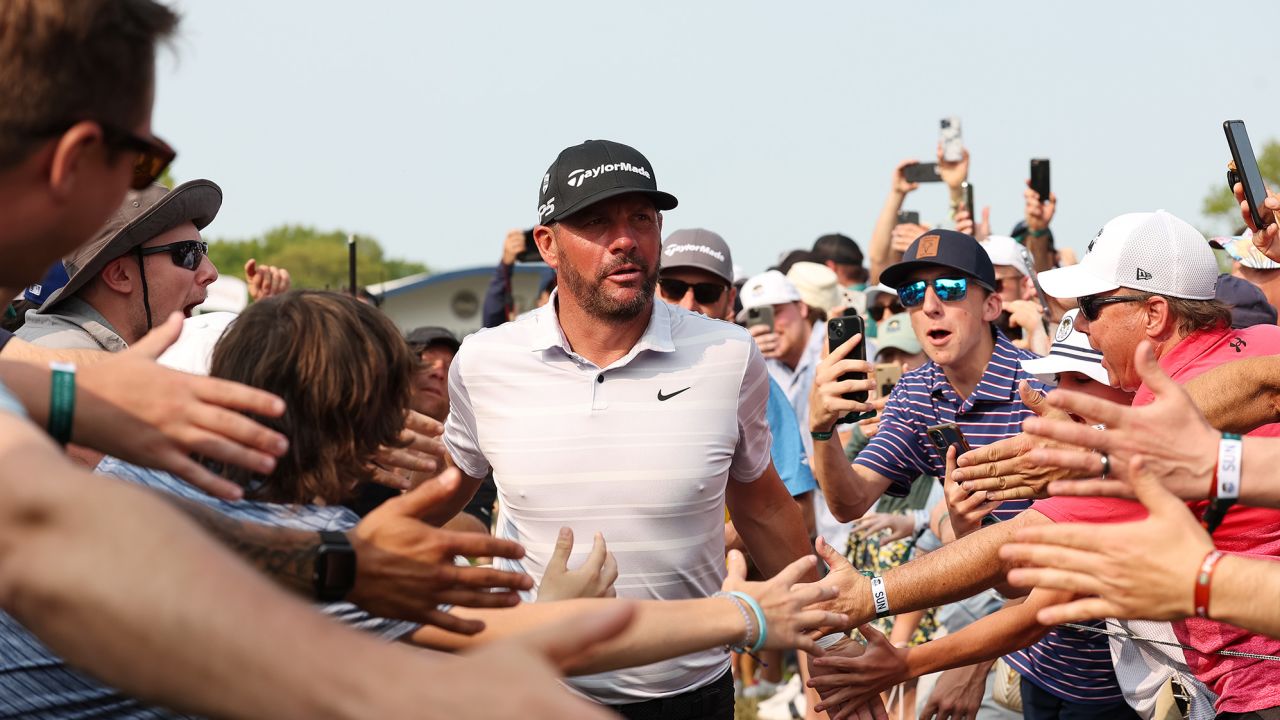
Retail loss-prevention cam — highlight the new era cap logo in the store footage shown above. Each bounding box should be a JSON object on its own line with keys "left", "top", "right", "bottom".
{"left": 917, "top": 235, "right": 940, "bottom": 259}
{"left": 1136, "top": 268, "right": 1153, "bottom": 281}
{"left": 566, "top": 162, "right": 653, "bottom": 188}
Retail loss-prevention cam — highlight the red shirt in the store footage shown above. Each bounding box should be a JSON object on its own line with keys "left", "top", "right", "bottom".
{"left": 1033, "top": 323, "right": 1280, "bottom": 713}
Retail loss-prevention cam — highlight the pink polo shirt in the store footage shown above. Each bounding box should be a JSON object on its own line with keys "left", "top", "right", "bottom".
{"left": 1034, "top": 323, "right": 1280, "bottom": 714}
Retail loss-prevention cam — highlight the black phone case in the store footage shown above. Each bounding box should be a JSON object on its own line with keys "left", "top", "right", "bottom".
{"left": 828, "top": 315, "right": 868, "bottom": 423}
{"left": 1224, "top": 121, "right": 1268, "bottom": 230}
{"left": 1030, "top": 159, "right": 1050, "bottom": 202}
{"left": 903, "top": 163, "right": 942, "bottom": 184}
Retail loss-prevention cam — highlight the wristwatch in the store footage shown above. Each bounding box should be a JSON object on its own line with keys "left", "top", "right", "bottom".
{"left": 313, "top": 530, "right": 357, "bottom": 602}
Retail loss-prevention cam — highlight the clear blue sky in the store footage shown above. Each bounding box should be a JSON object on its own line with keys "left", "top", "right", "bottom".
{"left": 156, "top": 0, "right": 1279, "bottom": 276}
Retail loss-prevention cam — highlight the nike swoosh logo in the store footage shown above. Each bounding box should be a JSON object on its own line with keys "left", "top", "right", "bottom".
{"left": 657, "top": 387, "right": 691, "bottom": 402}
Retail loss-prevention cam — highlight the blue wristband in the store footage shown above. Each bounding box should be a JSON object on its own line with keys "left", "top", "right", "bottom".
{"left": 729, "top": 591, "right": 767, "bottom": 653}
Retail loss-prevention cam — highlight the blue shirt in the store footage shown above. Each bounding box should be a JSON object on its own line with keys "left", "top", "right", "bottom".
{"left": 0, "top": 377, "right": 26, "bottom": 418}
{"left": 854, "top": 329, "right": 1122, "bottom": 704}
{"left": 0, "top": 458, "right": 419, "bottom": 719}
{"left": 766, "top": 377, "right": 816, "bottom": 498}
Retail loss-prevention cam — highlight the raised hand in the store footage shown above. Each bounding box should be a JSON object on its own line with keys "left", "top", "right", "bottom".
{"left": 891, "top": 159, "right": 921, "bottom": 196}
{"left": 244, "top": 259, "right": 291, "bottom": 301}
{"left": 74, "top": 312, "right": 288, "bottom": 499}
{"left": 1233, "top": 182, "right": 1280, "bottom": 262}
{"left": 348, "top": 468, "right": 536, "bottom": 632}
{"left": 368, "top": 410, "right": 447, "bottom": 490}
{"left": 850, "top": 512, "right": 914, "bottom": 543}
{"left": 1022, "top": 341, "right": 1218, "bottom": 500}
{"left": 952, "top": 382, "right": 1082, "bottom": 501}
{"left": 1000, "top": 456, "right": 1213, "bottom": 625}
{"left": 808, "top": 624, "right": 908, "bottom": 716}
{"left": 809, "top": 331, "right": 875, "bottom": 432}
{"left": 538, "top": 527, "right": 619, "bottom": 601}
{"left": 721, "top": 550, "right": 847, "bottom": 654}
{"left": 937, "top": 145, "right": 969, "bottom": 190}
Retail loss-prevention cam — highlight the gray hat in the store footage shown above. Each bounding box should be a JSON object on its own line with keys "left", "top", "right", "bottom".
{"left": 406, "top": 326, "right": 461, "bottom": 354}
{"left": 660, "top": 229, "right": 734, "bottom": 285}
{"left": 39, "top": 179, "right": 223, "bottom": 312}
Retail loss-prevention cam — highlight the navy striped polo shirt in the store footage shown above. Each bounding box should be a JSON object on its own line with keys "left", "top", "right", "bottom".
{"left": 855, "top": 329, "right": 1122, "bottom": 704}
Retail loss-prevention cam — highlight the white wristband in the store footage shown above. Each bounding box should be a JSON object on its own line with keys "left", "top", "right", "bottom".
{"left": 870, "top": 576, "right": 891, "bottom": 618}
{"left": 1217, "top": 434, "right": 1243, "bottom": 500}
{"left": 815, "top": 632, "right": 846, "bottom": 650}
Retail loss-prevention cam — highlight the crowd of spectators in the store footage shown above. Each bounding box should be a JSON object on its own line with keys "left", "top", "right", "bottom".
{"left": 3, "top": 2, "right": 1280, "bottom": 720}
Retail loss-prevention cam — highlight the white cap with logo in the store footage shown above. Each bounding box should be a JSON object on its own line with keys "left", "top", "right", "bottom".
{"left": 735, "top": 270, "right": 802, "bottom": 322}
{"left": 1021, "top": 309, "right": 1111, "bottom": 386}
{"left": 1037, "top": 210, "right": 1218, "bottom": 301}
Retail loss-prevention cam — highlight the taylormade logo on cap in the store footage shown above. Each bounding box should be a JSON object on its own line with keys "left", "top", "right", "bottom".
{"left": 664, "top": 243, "right": 725, "bottom": 262}
{"left": 566, "top": 162, "right": 653, "bottom": 188}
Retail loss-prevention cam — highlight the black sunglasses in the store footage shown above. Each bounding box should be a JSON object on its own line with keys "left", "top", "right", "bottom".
{"left": 659, "top": 278, "right": 727, "bottom": 304}
{"left": 1078, "top": 293, "right": 1147, "bottom": 321}
{"left": 870, "top": 301, "right": 905, "bottom": 320}
{"left": 100, "top": 123, "right": 177, "bottom": 190}
{"left": 137, "top": 240, "right": 209, "bottom": 271}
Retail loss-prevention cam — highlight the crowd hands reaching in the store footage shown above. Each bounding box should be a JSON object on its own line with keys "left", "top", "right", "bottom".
{"left": 6, "top": 4, "right": 1280, "bottom": 720}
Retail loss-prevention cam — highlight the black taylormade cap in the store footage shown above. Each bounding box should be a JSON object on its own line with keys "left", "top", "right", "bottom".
{"left": 537, "top": 139, "right": 678, "bottom": 225}
{"left": 879, "top": 229, "right": 996, "bottom": 291}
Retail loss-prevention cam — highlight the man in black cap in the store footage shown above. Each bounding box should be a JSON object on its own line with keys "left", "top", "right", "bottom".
{"left": 442, "top": 140, "right": 824, "bottom": 719}
{"left": 811, "top": 233, "right": 868, "bottom": 292}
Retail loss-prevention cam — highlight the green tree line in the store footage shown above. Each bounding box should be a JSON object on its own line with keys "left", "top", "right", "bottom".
{"left": 207, "top": 225, "right": 428, "bottom": 290}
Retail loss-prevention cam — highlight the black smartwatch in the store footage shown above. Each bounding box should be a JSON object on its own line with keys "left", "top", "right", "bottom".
{"left": 313, "top": 530, "right": 357, "bottom": 602}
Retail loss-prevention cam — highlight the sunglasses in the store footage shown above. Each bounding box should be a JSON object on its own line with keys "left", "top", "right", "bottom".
{"left": 1077, "top": 293, "right": 1147, "bottom": 321}
{"left": 897, "top": 277, "right": 968, "bottom": 307}
{"left": 870, "top": 301, "right": 905, "bottom": 321}
{"left": 659, "top": 278, "right": 727, "bottom": 304}
{"left": 137, "top": 240, "right": 209, "bottom": 271}
{"left": 99, "top": 123, "right": 177, "bottom": 190}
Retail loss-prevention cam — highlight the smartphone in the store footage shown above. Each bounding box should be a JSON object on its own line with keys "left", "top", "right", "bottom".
{"left": 962, "top": 182, "right": 975, "bottom": 219}
{"left": 1224, "top": 120, "right": 1270, "bottom": 230}
{"left": 828, "top": 313, "right": 868, "bottom": 421}
{"left": 1029, "top": 159, "right": 1051, "bottom": 203}
{"left": 903, "top": 162, "right": 943, "bottom": 184}
{"left": 897, "top": 210, "right": 920, "bottom": 226}
{"left": 926, "top": 422, "right": 971, "bottom": 453}
{"left": 745, "top": 305, "right": 774, "bottom": 331}
{"left": 874, "top": 363, "right": 903, "bottom": 398}
{"left": 515, "top": 228, "right": 543, "bottom": 263}
{"left": 940, "top": 117, "right": 963, "bottom": 163}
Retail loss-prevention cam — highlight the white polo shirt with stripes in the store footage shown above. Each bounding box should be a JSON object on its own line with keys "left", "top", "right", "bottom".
{"left": 445, "top": 294, "right": 772, "bottom": 705}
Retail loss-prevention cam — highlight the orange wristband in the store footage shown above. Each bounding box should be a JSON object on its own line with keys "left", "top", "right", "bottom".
{"left": 1194, "top": 550, "right": 1225, "bottom": 619}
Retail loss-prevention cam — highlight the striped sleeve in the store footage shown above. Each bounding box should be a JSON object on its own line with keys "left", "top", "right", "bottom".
{"left": 443, "top": 341, "right": 490, "bottom": 480}
{"left": 730, "top": 340, "right": 773, "bottom": 483}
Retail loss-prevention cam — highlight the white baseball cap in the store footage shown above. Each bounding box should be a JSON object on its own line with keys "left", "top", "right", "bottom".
{"left": 736, "top": 270, "right": 802, "bottom": 322}
{"left": 981, "top": 235, "right": 1031, "bottom": 278}
{"left": 1020, "top": 309, "right": 1112, "bottom": 386}
{"left": 1037, "top": 211, "right": 1218, "bottom": 301}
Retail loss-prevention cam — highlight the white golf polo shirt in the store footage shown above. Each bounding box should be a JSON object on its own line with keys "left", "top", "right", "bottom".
{"left": 445, "top": 295, "right": 772, "bottom": 704}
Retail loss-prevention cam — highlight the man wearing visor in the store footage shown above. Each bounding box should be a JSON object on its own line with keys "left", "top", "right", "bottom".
{"left": 18, "top": 180, "right": 221, "bottom": 351}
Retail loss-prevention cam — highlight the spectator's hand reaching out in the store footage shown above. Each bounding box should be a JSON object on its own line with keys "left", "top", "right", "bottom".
{"left": 501, "top": 229, "right": 526, "bottom": 266}
{"left": 245, "top": 259, "right": 291, "bottom": 302}
{"left": 538, "top": 527, "right": 618, "bottom": 601}
{"left": 1234, "top": 182, "right": 1280, "bottom": 263}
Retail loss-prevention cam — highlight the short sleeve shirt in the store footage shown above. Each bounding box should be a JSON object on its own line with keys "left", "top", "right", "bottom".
{"left": 1034, "top": 323, "right": 1280, "bottom": 714}
{"left": 444, "top": 296, "right": 771, "bottom": 704}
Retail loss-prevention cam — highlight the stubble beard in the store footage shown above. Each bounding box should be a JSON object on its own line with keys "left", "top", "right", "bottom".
{"left": 558, "top": 253, "right": 656, "bottom": 322}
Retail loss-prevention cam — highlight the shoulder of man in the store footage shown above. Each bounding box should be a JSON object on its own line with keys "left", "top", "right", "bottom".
{"left": 14, "top": 310, "right": 117, "bottom": 351}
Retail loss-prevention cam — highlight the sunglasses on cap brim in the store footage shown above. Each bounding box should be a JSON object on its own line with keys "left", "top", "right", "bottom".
{"left": 896, "top": 277, "right": 969, "bottom": 307}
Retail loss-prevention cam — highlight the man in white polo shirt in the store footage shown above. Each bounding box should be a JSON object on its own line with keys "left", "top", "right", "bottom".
{"left": 443, "top": 140, "right": 821, "bottom": 719}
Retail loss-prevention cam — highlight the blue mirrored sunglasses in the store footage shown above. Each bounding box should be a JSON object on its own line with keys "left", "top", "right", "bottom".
{"left": 897, "top": 277, "right": 968, "bottom": 307}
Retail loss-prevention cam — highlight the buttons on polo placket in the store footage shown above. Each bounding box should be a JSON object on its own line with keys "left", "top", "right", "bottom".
{"left": 592, "top": 371, "right": 608, "bottom": 410}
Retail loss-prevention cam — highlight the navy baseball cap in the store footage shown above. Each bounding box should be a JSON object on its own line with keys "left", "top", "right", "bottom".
{"left": 24, "top": 262, "right": 70, "bottom": 306}
{"left": 879, "top": 229, "right": 996, "bottom": 291}
{"left": 537, "top": 140, "right": 678, "bottom": 225}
